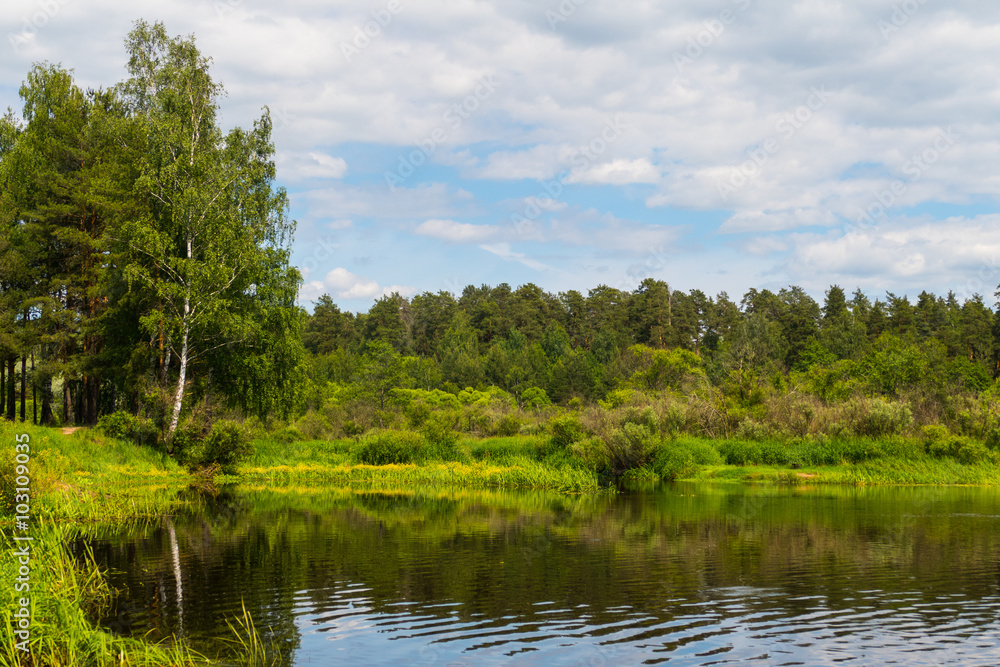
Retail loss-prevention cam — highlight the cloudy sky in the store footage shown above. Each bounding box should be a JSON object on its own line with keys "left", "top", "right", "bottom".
{"left": 4, "top": 0, "right": 1000, "bottom": 312}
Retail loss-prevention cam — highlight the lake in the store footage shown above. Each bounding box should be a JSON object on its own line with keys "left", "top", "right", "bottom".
{"left": 75, "top": 482, "right": 1000, "bottom": 665}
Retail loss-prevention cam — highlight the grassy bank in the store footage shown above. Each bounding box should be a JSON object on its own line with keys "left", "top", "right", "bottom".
{"left": 3, "top": 420, "right": 1000, "bottom": 665}
{"left": 236, "top": 434, "right": 600, "bottom": 492}
{"left": 0, "top": 422, "right": 274, "bottom": 666}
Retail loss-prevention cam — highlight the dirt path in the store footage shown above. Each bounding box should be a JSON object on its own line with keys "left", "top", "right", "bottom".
{"left": 60, "top": 426, "right": 82, "bottom": 436}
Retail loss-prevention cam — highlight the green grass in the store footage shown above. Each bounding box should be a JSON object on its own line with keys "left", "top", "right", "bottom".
{"left": 0, "top": 424, "right": 279, "bottom": 666}
{"left": 238, "top": 434, "right": 598, "bottom": 491}
{"left": 0, "top": 521, "right": 207, "bottom": 667}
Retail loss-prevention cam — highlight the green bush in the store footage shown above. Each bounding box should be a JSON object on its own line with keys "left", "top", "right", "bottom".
{"left": 549, "top": 414, "right": 586, "bottom": 449}
{"left": 521, "top": 387, "right": 552, "bottom": 409}
{"left": 619, "top": 406, "right": 659, "bottom": 434}
{"left": 493, "top": 414, "right": 521, "bottom": 437}
{"left": 201, "top": 420, "right": 253, "bottom": 473}
{"left": 353, "top": 430, "right": 425, "bottom": 465}
{"left": 652, "top": 439, "right": 722, "bottom": 480}
{"left": 96, "top": 410, "right": 159, "bottom": 448}
{"left": 603, "top": 422, "right": 658, "bottom": 475}
{"left": 403, "top": 401, "right": 432, "bottom": 428}
{"left": 271, "top": 427, "right": 305, "bottom": 444}
{"left": 421, "top": 415, "right": 465, "bottom": 462}
{"left": 295, "top": 410, "right": 334, "bottom": 440}
{"left": 851, "top": 398, "right": 913, "bottom": 437}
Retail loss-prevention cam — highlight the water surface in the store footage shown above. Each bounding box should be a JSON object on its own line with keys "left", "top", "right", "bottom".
{"left": 78, "top": 482, "right": 1000, "bottom": 665}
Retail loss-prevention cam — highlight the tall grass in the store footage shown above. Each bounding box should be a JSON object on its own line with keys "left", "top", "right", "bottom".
{"left": 223, "top": 600, "right": 281, "bottom": 667}
{"left": 0, "top": 521, "right": 206, "bottom": 667}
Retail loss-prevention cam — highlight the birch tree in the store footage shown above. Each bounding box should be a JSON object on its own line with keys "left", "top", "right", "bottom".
{"left": 111, "top": 21, "right": 297, "bottom": 443}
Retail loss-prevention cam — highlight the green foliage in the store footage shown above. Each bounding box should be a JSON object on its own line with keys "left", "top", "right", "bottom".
{"left": 625, "top": 345, "right": 706, "bottom": 391}
{"left": 850, "top": 397, "right": 913, "bottom": 437}
{"left": 420, "top": 413, "right": 466, "bottom": 462}
{"left": 353, "top": 429, "right": 426, "bottom": 465}
{"left": 923, "top": 425, "right": 991, "bottom": 464}
{"left": 549, "top": 414, "right": 586, "bottom": 449}
{"left": 603, "top": 422, "right": 659, "bottom": 476}
{"left": 521, "top": 386, "right": 552, "bottom": 409}
{"left": 717, "top": 439, "right": 789, "bottom": 466}
{"left": 652, "top": 439, "right": 722, "bottom": 480}
{"left": 458, "top": 386, "right": 514, "bottom": 406}
{"left": 599, "top": 388, "right": 636, "bottom": 410}
{"left": 96, "top": 411, "right": 159, "bottom": 448}
{"left": 201, "top": 420, "right": 254, "bottom": 473}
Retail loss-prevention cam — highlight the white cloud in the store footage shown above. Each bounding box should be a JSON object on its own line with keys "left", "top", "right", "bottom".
{"left": 299, "top": 267, "right": 415, "bottom": 302}
{"left": 415, "top": 218, "right": 498, "bottom": 243}
{"left": 565, "top": 158, "right": 660, "bottom": 185}
{"left": 781, "top": 215, "right": 1000, "bottom": 299}
{"left": 304, "top": 152, "right": 348, "bottom": 178}
{"left": 478, "top": 243, "right": 555, "bottom": 273}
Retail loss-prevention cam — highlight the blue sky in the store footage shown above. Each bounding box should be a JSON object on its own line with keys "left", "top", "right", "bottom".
{"left": 4, "top": 0, "right": 1000, "bottom": 312}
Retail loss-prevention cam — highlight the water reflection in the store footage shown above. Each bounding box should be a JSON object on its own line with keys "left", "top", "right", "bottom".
{"left": 78, "top": 483, "right": 1000, "bottom": 665}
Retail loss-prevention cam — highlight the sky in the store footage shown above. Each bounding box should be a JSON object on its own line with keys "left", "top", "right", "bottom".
{"left": 3, "top": 0, "right": 1000, "bottom": 313}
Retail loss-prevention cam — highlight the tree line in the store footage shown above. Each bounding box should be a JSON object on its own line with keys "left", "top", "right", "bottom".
{"left": 300, "top": 281, "right": 1000, "bottom": 410}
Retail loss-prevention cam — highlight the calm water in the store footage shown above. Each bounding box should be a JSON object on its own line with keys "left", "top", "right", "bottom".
{"left": 76, "top": 482, "right": 1000, "bottom": 665}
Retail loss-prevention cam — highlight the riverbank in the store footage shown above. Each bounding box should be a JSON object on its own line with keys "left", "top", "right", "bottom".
{"left": 3, "top": 422, "right": 1000, "bottom": 665}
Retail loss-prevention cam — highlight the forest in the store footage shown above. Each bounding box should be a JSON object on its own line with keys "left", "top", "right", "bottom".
{"left": 3, "top": 22, "right": 1000, "bottom": 476}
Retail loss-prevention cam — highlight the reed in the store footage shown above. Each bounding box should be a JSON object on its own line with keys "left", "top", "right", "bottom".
{"left": 222, "top": 600, "right": 281, "bottom": 667}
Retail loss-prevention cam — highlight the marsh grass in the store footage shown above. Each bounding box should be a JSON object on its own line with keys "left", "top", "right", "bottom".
{"left": 0, "top": 521, "right": 206, "bottom": 667}
{"left": 222, "top": 600, "right": 281, "bottom": 667}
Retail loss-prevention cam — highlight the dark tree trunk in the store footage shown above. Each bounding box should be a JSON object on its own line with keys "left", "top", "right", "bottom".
{"left": 20, "top": 355, "right": 26, "bottom": 422}
{"left": 6, "top": 357, "right": 15, "bottom": 421}
{"left": 64, "top": 378, "right": 74, "bottom": 426}
{"left": 31, "top": 353, "right": 36, "bottom": 425}
{"left": 40, "top": 374, "right": 53, "bottom": 425}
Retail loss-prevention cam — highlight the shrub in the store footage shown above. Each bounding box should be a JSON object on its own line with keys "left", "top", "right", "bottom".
{"left": 851, "top": 398, "right": 913, "bottom": 437}
{"left": 403, "top": 401, "right": 432, "bottom": 428}
{"left": 549, "top": 414, "right": 586, "bottom": 449}
{"left": 735, "top": 418, "right": 770, "bottom": 442}
{"left": 342, "top": 420, "right": 365, "bottom": 439}
{"left": 598, "top": 388, "right": 636, "bottom": 410}
{"left": 660, "top": 404, "right": 686, "bottom": 439}
{"left": 201, "top": 420, "right": 253, "bottom": 473}
{"left": 97, "top": 411, "right": 159, "bottom": 448}
{"left": 619, "top": 406, "right": 659, "bottom": 434}
{"left": 652, "top": 439, "right": 722, "bottom": 481}
{"left": 603, "top": 422, "right": 658, "bottom": 476}
{"left": 295, "top": 410, "right": 334, "bottom": 440}
{"left": 271, "top": 427, "right": 305, "bottom": 444}
{"left": 494, "top": 414, "right": 521, "bottom": 437}
{"left": 521, "top": 387, "right": 552, "bottom": 409}
{"left": 353, "top": 430, "right": 425, "bottom": 465}
{"left": 421, "top": 414, "right": 465, "bottom": 462}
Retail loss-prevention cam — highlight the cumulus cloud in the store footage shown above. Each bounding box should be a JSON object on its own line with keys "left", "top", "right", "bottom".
{"left": 415, "top": 218, "right": 499, "bottom": 242}
{"left": 8, "top": 0, "right": 1000, "bottom": 301}
{"left": 299, "top": 267, "right": 415, "bottom": 302}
